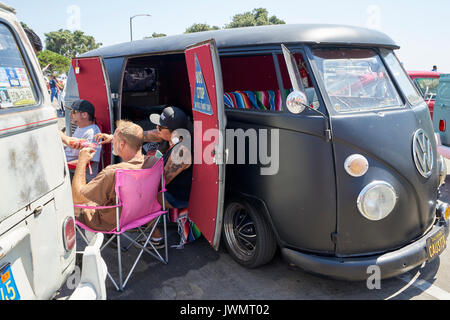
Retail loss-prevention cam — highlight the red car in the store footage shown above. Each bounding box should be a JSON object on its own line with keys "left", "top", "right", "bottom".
{"left": 408, "top": 71, "right": 440, "bottom": 119}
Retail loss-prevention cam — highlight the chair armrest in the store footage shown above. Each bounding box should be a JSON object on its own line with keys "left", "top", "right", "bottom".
{"left": 74, "top": 204, "right": 121, "bottom": 210}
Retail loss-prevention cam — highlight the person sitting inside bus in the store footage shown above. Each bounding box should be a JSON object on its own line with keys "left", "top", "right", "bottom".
{"left": 72, "top": 120, "right": 147, "bottom": 232}
{"left": 94, "top": 107, "right": 192, "bottom": 247}
{"left": 60, "top": 99, "right": 102, "bottom": 181}
{"left": 146, "top": 106, "right": 193, "bottom": 210}
{"left": 96, "top": 106, "right": 193, "bottom": 210}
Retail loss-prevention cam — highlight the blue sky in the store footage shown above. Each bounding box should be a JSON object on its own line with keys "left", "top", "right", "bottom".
{"left": 10, "top": 0, "right": 450, "bottom": 72}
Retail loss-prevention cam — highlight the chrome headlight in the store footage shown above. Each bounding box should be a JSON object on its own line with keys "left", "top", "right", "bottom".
{"left": 357, "top": 181, "right": 398, "bottom": 221}
{"left": 438, "top": 155, "right": 447, "bottom": 187}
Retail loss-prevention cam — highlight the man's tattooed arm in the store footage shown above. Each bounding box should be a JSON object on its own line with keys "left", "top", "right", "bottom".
{"left": 164, "top": 145, "right": 192, "bottom": 185}
{"left": 143, "top": 129, "right": 163, "bottom": 143}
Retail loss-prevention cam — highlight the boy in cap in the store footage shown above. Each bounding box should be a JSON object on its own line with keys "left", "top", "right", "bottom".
{"left": 60, "top": 99, "right": 102, "bottom": 181}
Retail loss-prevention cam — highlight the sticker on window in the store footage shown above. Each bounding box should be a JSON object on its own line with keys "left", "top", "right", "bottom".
{"left": 0, "top": 68, "right": 10, "bottom": 87}
{"left": 15, "top": 68, "right": 30, "bottom": 87}
{"left": 0, "top": 23, "right": 38, "bottom": 108}
{"left": 5, "top": 68, "right": 20, "bottom": 87}
{"left": 192, "top": 54, "right": 213, "bottom": 116}
{"left": 0, "top": 87, "right": 12, "bottom": 108}
{"left": 7, "top": 87, "right": 36, "bottom": 107}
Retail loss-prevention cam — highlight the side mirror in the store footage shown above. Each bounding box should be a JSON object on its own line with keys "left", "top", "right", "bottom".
{"left": 286, "top": 90, "right": 308, "bottom": 114}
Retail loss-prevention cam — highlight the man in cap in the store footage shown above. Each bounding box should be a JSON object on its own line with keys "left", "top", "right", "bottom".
{"left": 97, "top": 106, "right": 192, "bottom": 209}
{"left": 60, "top": 99, "right": 102, "bottom": 181}
{"left": 95, "top": 106, "right": 192, "bottom": 247}
{"left": 147, "top": 106, "right": 193, "bottom": 210}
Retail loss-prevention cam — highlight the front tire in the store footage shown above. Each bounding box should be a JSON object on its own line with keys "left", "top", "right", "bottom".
{"left": 222, "top": 198, "right": 277, "bottom": 268}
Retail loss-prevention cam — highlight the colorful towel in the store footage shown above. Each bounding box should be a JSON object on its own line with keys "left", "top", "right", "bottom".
{"left": 168, "top": 208, "right": 202, "bottom": 249}
{"left": 224, "top": 92, "right": 235, "bottom": 108}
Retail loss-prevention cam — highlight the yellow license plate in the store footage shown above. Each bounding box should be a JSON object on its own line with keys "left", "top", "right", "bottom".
{"left": 426, "top": 230, "right": 447, "bottom": 262}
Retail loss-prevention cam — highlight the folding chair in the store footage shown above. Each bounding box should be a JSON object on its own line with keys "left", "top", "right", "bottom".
{"left": 75, "top": 158, "right": 168, "bottom": 291}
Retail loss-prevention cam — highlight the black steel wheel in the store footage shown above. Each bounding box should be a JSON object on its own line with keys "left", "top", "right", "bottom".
{"left": 222, "top": 198, "right": 277, "bottom": 268}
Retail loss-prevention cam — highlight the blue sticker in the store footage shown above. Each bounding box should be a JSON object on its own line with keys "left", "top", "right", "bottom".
{"left": 0, "top": 68, "right": 9, "bottom": 87}
{"left": 192, "top": 54, "right": 213, "bottom": 115}
{"left": 5, "top": 67, "right": 20, "bottom": 87}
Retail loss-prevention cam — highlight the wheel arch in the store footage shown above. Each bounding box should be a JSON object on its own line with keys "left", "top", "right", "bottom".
{"left": 224, "top": 191, "right": 283, "bottom": 247}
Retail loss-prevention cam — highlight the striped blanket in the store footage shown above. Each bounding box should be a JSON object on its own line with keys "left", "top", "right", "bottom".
{"left": 224, "top": 89, "right": 292, "bottom": 111}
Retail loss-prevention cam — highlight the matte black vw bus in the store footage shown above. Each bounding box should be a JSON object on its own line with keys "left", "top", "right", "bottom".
{"left": 64, "top": 24, "right": 449, "bottom": 280}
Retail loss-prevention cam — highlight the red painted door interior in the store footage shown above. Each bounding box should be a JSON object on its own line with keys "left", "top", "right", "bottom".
{"left": 185, "top": 40, "right": 225, "bottom": 250}
{"left": 71, "top": 57, "right": 112, "bottom": 167}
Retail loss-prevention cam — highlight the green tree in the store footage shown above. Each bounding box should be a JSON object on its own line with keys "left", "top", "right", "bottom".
{"left": 144, "top": 32, "right": 167, "bottom": 39}
{"left": 45, "top": 29, "right": 102, "bottom": 58}
{"left": 37, "top": 50, "right": 71, "bottom": 75}
{"left": 185, "top": 23, "right": 220, "bottom": 34}
{"left": 20, "top": 22, "right": 30, "bottom": 30}
{"left": 225, "top": 8, "right": 285, "bottom": 28}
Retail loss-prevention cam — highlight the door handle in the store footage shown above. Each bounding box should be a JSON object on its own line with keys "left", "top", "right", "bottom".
{"left": 33, "top": 206, "right": 43, "bottom": 217}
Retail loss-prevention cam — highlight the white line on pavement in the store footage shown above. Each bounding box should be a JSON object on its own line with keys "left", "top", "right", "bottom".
{"left": 394, "top": 272, "right": 450, "bottom": 300}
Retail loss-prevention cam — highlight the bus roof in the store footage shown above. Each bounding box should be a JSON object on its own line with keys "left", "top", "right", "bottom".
{"left": 80, "top": 23, "right": 399, "bottom": 59}
{"left": 0, "top": 2, "right": 15, "bottom": 14}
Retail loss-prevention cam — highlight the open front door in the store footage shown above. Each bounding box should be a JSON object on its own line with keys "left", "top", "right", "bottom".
{"left": 185, "top": 40, "right": 226, "bottom": 250}
{"left": 71, "top": 57, "right": 113, "bottom": 166}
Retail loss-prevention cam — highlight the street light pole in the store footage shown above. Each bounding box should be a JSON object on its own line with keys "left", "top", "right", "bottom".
{"left": 130, "top": 14, "right": 151, "bottom": 42}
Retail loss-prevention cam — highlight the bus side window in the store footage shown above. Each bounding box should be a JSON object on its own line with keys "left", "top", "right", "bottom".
{"left": 221, "top": 54, "right": 284, "bottom": 112}
{"left": 0, "top": 23, "right": 39, "bottom": 110}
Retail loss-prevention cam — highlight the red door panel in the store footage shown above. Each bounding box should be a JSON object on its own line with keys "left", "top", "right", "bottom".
{"left": 72, "top": 57, "right": 112, "bottom": 166}
{"left": 185, "top": 40, "right": 225, "bottom": 249}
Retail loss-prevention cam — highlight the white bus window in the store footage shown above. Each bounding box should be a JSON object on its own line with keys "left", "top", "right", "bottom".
{"left": 0, "top": 23, "right": 38, "bottom": 109}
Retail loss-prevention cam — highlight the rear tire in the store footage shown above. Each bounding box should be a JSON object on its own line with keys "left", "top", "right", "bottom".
{"left": 222, "top": 198, "right": 277, "bottom": 268}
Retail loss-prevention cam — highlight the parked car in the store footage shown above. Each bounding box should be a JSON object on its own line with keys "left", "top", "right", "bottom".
{"left": 64, "top": 23, "right": 449, "bottom": 281}
{"left": 0, "top": 2, "right": 106, "bottom": 300}
{"left": 432, "top": 74, "right": 450, "bottom": 159}
{"left": 408, "top": 71, "right": 440, "bottom": 119}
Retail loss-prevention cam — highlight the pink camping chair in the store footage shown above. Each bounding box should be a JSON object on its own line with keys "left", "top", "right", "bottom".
{"left": 75, "top": 158, "right": 168, "bottom": 291}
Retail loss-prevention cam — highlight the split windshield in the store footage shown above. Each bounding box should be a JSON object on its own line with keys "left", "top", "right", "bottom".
{"left": 312, "top": 48, "right": 403, "bottom": 113}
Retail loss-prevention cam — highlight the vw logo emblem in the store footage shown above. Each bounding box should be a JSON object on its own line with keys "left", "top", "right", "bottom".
{"left": 412, "top": 129, "right": 434, "bottom": 178}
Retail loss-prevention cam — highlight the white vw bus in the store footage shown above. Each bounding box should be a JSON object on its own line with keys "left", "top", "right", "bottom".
{"left": 0, "top": 2, "right": 106, "bottom": 300}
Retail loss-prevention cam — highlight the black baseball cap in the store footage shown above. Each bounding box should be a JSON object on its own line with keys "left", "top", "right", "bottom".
{"left": 68, "top": 100, "right": 95, "bottom": 118}
{"left": 150, "top": 106, "right": 188, "bottom": 131}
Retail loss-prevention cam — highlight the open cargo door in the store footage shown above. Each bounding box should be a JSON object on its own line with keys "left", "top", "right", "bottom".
{"left": 185, "top": 40, "right": 226, "bottom": 250}
{"left": 70, "top": 57, "right": 113, "bottom": 166}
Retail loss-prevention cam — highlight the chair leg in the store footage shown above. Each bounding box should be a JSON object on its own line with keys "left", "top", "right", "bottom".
{"left": 164, "top": 213, "right": 168, "bottom": 263}
{"left": 76, "top": 225, "right": 89, "bottom": 245}
{"left": 125, "top": 225, "right": 150, "bottom": 251}
{"left": 77, "top": 228, "right": 121, "bottom": 291}
{"left": 117, "top": 234, "right": 124, "bottom": 291}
